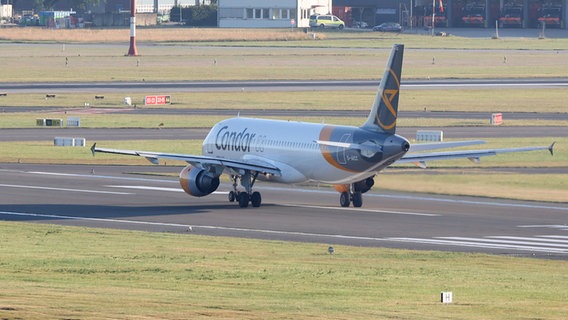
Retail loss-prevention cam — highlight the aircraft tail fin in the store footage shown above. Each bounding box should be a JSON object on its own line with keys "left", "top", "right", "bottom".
{"left": 361, "top": 44, "right": 404, "bottom": 134}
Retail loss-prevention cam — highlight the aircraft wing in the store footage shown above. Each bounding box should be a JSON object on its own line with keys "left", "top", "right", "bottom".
{"left": 399, "top": 143, "right": 555, "bottom": 168}
{"left": 91, "top": 144, "right": 282, "bottom": 176}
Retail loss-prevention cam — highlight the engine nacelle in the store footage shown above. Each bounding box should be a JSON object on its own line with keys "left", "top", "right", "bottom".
{"left": 179, "top": 165, "right": 220, "bottom": 197}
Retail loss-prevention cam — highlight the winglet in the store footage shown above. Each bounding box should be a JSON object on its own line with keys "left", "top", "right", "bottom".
{"left": 549, "top": 142, "right": 556, "bottom": 156}
{"left": 91, "top": 143, "right": 97, "bottom": 157}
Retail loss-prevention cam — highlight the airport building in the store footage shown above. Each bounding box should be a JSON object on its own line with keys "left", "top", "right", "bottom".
{"left": 217, "top": 0, "right": 565, "bottom": 30}
{"left": 217, "top": 0, "right": 332, "bottom": 28}
{"left": 333, "top": 0, "right": 566, "bottom": 29}
{"left": 6, "top": 0, "right": 566, "bottom": 29}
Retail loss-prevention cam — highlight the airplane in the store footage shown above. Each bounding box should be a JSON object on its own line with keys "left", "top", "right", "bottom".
{"left": 91, "top": 44, "right": 554, "bottom": 209}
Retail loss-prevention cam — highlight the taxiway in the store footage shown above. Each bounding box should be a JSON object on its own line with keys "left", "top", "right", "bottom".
{"left": 1, "top": 163, "right": 567, "bottom": 259}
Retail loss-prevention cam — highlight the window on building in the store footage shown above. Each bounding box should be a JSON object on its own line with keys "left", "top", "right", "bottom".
{"left": 272, "top": 9, "right": 292, "bottom": 20}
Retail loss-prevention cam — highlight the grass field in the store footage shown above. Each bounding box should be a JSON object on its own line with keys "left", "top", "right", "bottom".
{"left": 1, "top": 222, "right": 566, "bottom": 320}
{"left": 1, "top": 29, "right": 568, "bottom": 82}
{"left": 3, "top": 88, "right": 568, "bottom": 114}
{"left": 1, "top": 46, "right": 567, "bottom": 82}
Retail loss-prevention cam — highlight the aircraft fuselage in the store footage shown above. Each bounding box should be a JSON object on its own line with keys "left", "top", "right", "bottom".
{"left": 202, "top": 117, "right": 410, "bottom": 185}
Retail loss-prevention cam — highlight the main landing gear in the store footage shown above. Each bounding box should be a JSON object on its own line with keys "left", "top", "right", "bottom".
{"left": 228, "top": 172, "right": 262, "bottom": 208}
{"left": 339, "top": 190, "right": 363, "bottom": 208}
{"left": 337, "top": 177, "right": 374, "bottom": 208}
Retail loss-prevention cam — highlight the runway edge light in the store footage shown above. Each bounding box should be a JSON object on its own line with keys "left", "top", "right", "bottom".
{"left": 441, "top": 291, "right": 453, "bottom": 304}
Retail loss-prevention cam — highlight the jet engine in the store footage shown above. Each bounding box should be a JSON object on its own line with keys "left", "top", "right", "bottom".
{"left": 179, "top": 165, "right": 220, "bottom": 197}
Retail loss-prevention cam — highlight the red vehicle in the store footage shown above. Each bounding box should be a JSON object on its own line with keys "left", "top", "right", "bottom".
{"left": 424, "top": 15, "right": 447, "bottom": 27}
{"left": 499, "top": 7, "right": 522, "bottom": 27}
{"left": 538, "top": 7, "right": 561, "bottom": 26}
{"left": 462, "top": 7, "right": 485, "bottom": 26}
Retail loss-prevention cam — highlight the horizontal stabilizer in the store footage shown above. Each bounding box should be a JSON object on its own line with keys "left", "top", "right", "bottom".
{"left": 409, "top": 140, "right": 485, "bottom": 152}
{"left": 399, "top": 144, "right": 554, "bottom": 165}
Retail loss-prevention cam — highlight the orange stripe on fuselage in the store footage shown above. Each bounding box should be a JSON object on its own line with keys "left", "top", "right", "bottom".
{"left": 319, "top": 126, "right": 357, "bottom": 173}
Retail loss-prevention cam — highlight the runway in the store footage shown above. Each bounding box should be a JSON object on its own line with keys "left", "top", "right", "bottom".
{"left": 1, "top": 163, "right": 567, "bottom": 259}
{"left": 2, "top": 78, "right": 568, "bottom": 94}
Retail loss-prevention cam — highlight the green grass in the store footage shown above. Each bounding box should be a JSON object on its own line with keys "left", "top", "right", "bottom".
{"left": 0, "top": 221, "right": 566, "bottom": 320}
{"left": 1, "top": 39, "right": 568, "bottom": 82}
{"left": 3, "top": 88, "right": 568, "bottom": 114}
{"left": 379, "top": 172, "right": 567, "bottom": 202}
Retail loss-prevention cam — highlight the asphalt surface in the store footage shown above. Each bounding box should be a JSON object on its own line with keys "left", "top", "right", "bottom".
{"left": 2, "top": 78, "right": 568, "bottom": 94}
{"left": 1, "top": 163, "right": 567, "bottom": 259}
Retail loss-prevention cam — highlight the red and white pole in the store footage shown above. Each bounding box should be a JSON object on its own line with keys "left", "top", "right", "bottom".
{"left": 127, "top": 0, "right": 138, "bottom": 56}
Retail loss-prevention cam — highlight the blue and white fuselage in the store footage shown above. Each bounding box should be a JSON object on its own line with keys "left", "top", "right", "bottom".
{"left": 203, "top": 117, "right": 409, "bottom": 184}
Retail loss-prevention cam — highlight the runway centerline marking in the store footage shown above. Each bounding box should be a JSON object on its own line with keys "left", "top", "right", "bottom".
{"left": 9, "top": 170, "right": 568, "bottom": 212}
{"left": 280, "top": 204, "right": 440, "bottom": 217}
{"left": 0, "top": 183, "right": 132, "bottom": 195}
{"left": 0, "top": 210, "right": 392, "bottom": 242}
{"left": 105, "top": 185, "right": 228, "bottom": 195}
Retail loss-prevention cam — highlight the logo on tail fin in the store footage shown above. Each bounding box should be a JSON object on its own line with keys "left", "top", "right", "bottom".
{"left": 376, "top": 69, "right": 400, "bottom": 131}
{"left": 361, "top": 44, "right": 404, "bottom": 134}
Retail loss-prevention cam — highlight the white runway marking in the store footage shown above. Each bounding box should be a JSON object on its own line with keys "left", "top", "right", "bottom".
{"left": 2, "top": 210, "right": 566, "bottom": 254}
{"left": 0, "top": 210, "right": 192, "bottom": 229}
{"left": 10, "top": 170, "right": 568, "bottom": 212}
{"left": 0, "top": 183, "right": 132, "bottom": 195}
{"left": 518, "top": 225, "right": 568, "bottom": 230}
{"left": 388, "top": 236, "right": 568, "bottom": 254}
{"left": 0, "top": 210, "right": 391, "bottom": 242}
{"left": 280, "top": 204, "right": 440, "bottom": 217}
{"left": 106, "top": 185, "right": 183, "bottom": 192}
{"left": 105, "top": 185, "right": 228, "bottom": 195}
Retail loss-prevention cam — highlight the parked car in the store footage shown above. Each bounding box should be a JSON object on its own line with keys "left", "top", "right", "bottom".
{"left": 309, "top": 14, "right": 345, "bottom": 29}
{"left": 373, "top": 22, "right": 402, "bottom": 32}
{"left": 353, "top": 20, "right": 369, "bottom": 29}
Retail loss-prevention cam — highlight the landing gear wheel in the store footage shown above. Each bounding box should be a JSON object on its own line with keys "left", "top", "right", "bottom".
{"left": 340, "top": 192, "right": 350, "bottom": 207}
{"left": 251, "top": 191, "right": 262, "bottom": 207}
{"left": 352, "top": 191, "right": 363, "bottom": 208}
{"left": 228, "top": 191, "right": 236, "bottom": 202}
{"left": 238, "top": 192, "right": 249, "bottom": 208}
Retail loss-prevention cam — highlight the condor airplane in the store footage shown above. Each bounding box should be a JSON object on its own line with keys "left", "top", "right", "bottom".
{"left": 92, "top": 44, "right": 553, "bottom": 208}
